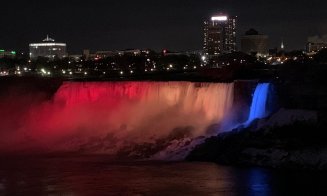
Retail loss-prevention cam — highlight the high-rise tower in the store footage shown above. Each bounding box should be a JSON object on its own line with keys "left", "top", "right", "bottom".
{"left": 203, "top": 15, "right": 237, "bottom": 59}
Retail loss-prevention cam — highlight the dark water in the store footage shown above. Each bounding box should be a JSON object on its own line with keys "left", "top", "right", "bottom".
{"left": 0, "top": 156, "right": 326, "bottom": 196}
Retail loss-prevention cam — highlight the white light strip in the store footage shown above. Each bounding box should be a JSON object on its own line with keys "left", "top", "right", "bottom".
{"left": 29, "top": 43, "right": 66, "bottom": 47}
{"left": 211, "top": 16, "right": 228, "bottom": 21}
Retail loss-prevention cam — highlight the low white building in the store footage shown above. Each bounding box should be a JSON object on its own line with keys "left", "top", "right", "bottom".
{"left": 29, "top": 35, "right": 67, "bottom": 60}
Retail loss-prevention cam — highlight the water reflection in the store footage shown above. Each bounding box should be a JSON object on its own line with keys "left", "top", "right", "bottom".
{"left": 247, "top": 168, "right": 271, "bottom": 196}
{"left": 0, "top": 156, "right": 327, "bottom": 195}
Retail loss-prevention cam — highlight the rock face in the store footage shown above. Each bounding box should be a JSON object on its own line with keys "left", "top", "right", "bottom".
{"left": 187, "top": 109, "right": 327, "bottom": 170}
{"left": 240, "top": 147, "right": 327, "bottom": 170}
{"left": 253, "top": 108, "right": 318, "bottom": 131}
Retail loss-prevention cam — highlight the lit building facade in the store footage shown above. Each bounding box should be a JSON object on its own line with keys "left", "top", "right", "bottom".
{"left": 203, "top": 15, "right": 237, "bottom": 58}
{"left": 0, "top": 49, "right": 16, "bottom": 59}
{"left": 241, "top": 29, "right": 269, "bottom": 57}
{"left": 29, "top": 36, "right": 67, "bottom": 60}
{"left": 307, "top": 35, "right": 327, "bottom": 54}
{"left": 307, "top": 42, "right": 327, "bottom": 53}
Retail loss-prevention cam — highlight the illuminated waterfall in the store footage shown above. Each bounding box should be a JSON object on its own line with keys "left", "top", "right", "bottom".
{"left": 0, "top": 81, "right": 276, "bottom": 158}
{"left": 53, "top": 82, "right": 235, "bottom": 123}
{"left": 245, "top": 83, "right": 271, "bottom": 126}
{"left": 1, "top": 82, "right": 235, "bottom": 155}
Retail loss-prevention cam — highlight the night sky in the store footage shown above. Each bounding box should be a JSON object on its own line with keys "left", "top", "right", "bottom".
{"left": 1, "top": 0, "right": 326, "bottom": 53}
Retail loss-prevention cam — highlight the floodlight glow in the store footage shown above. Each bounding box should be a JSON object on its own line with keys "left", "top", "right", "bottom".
{"left": 29, "top": 43, "right": 66, "bottom": 47}
{"left": 211, "top": 16, "right": 228, "bottom": 21}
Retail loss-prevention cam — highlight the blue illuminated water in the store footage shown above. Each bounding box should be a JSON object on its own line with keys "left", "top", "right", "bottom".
{"left": 245, "top": 83, "right": 270, "bottom": 127}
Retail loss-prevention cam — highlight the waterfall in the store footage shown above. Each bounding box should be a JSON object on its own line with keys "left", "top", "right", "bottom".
{"left": 53, "top": 82, "right": 235, "bottom": 123}
{"left": 1, "top": 81, "right": 236, "bottom": 156}
{"left": 245, "top": 83, "right": 271, "bottom": 127}
{"left": 0, "top": 80, "right": 276, "bottom": 159}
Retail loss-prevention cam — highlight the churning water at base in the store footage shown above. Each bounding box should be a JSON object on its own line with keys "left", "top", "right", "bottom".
{"left": 245, "top": 83, "right": 271, "bottom": 127}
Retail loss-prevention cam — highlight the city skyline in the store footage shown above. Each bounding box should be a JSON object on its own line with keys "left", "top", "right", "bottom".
{"left": 1, "top": 0, "right": 327, "bottom": 53}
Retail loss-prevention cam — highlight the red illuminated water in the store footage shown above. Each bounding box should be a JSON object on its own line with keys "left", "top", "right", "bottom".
{"left": 0, "top": 82, "right": 234, "bottom": 159}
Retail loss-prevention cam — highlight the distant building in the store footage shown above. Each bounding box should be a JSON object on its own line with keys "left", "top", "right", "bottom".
{"left": 162, "top": 49, "right": 184, "bottom": 56}
{"left": 307, "top": 42, "right": 327, "bottom": 53}
{"left": 0, "top": 49, "right": 16, "bottom": 59}
{"left": 29, "top": 35, "right": 67, "bottom": 60}
{"left": 307, "top": 35, "right": 327, "bottom": 54}
{"left": 83, "top": 49, "right": 90, "bottom": 60}
{"left": 69, "top": 54, "right": 83, "bottom": 61}
{"left": 203, "top": 15, "right": 237, "bottom": 58}
{"left": 241, "top": 29, "right": 269, "bottom": 57}
{"left": 95, "top": 51, "right": 117, "bottom": 58}
{"left": 118, "top": 49, "right": 142, "bottom": 56}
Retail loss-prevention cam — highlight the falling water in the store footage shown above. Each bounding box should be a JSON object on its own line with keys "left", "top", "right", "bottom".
{"left": 245, "top": 83, "right": 271, "bottom": 127}
{"left": 0, "top": 81, "right": 235, "bottom": 157}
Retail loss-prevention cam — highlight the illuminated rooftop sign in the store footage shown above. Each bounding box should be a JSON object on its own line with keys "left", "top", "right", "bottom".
{"left": 211, "top": 16, "right": 228, "bottom": 21}
{"left": 29, "top": 43, "right": 66, "bottom": 47}
{"left": 0, "top": 50, "right": 16, "bottom": 54}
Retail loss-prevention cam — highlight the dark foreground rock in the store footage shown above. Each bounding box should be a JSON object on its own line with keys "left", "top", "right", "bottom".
{"left": 187, "top": 112, "right": 327, "bottom": 170}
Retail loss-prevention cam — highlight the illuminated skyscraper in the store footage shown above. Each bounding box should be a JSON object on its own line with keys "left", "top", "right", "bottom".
{"left": 29, "top": 35, "right": 67, "bottom": 60}
{"left": 203, "top": 15, "right": 237, "bottom": 58}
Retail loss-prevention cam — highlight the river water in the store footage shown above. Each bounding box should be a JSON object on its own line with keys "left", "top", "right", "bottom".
{"left": 0, "top": 156, "right": 326, "bottom": 196}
